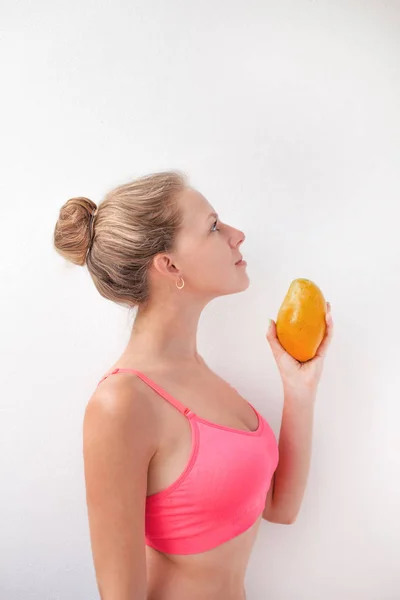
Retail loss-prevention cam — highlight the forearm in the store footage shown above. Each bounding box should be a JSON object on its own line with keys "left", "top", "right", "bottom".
{"left": 270, "top": 390, "right": 316, "bottom": 524}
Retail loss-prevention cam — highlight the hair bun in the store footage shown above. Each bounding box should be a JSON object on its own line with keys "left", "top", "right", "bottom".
{"left": 53, "top": 196, "right": 97, "bottom": 266}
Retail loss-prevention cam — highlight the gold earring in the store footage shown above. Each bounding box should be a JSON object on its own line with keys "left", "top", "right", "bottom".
{"left": 176, "top": 277, "right": 185, "bottom": 290}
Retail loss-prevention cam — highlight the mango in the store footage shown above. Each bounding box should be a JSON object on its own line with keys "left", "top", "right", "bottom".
{"left": 276, "top": 279, "right": 327, "bottom": 362}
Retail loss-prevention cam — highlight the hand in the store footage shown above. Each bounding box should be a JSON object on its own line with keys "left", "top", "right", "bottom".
{"left": 266, "top": 302, "right": 334, "bottom": 396}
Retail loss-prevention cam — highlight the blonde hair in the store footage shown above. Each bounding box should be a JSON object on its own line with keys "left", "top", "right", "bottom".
{"left": 53, "top": 170, "right": 188, "bottom": 308}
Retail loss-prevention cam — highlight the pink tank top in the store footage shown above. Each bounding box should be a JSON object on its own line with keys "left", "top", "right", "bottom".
{"left": 97, "top": 367, "right": 279, "bottom": 555}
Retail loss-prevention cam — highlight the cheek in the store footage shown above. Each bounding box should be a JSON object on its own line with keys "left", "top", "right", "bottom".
{"left": 179, "top": 238, "right": 231, "bottom": 280}
{"left": 185, "top": 251, "right": 221, "bottom": 280}
{"left": 198, "top": 255, "right": 233, "bottom": 283}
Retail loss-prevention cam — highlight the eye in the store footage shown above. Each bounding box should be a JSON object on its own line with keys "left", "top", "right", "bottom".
{"left": 211, "top": 219, "right": 220, "bottom": 232}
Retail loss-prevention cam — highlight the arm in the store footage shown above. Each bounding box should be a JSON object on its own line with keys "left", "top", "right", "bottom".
{"left": 83, "top": 380, "right": 158, "bottom": 600}
{"left": 263, "top": 390, "right": 315, "bottom": 524}
{"left": 263, "top": 303, "right": 333, "bottom": 524}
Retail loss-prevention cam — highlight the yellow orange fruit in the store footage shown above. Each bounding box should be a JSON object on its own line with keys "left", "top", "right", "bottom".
{"left": 276, "top": 279, "right": 327, "bottom": 362}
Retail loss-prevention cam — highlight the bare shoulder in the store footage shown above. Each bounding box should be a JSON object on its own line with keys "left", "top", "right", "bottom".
{"left": 84, "top": 372, "right": 160, "bottom": 455}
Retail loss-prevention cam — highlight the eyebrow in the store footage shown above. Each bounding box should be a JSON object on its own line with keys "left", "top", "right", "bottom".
{"left": 207, "top": 212, "right": 218, "bottom": 221}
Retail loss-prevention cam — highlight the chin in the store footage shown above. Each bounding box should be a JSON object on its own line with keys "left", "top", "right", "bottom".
{"left": 236, "top": 266, "right": 250, "bottom": 284}
{"left": 237, "top": 277, "right": 250, "bottom": 292}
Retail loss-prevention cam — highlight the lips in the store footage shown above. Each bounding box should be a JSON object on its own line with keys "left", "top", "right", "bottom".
{"left": 235, "top": 256, "right": 243, "bottom": 265}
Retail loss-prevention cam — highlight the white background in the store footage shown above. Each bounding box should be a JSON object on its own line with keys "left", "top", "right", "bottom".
{"left": 1, "top": 1, "right": 399, "bottom": 598}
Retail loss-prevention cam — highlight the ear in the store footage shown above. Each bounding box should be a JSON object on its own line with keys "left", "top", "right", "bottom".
{"left": 151, "top": 253, "right": 181, "bottom": 280}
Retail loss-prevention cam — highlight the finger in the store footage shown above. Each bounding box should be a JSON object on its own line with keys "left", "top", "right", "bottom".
{"left": 266, "top": 320, "right": 288, "bottom": 360}
{"left": 317, "top": 314, "right": 334, "bottom": 357}
{"left": 266, "top": 320, "right": 301, "bottom": 368}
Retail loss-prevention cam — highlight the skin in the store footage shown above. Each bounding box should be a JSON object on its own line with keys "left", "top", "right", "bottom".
{"left": 127, "top": 186, "right": 249, "bottom": 365}
{"left": 85, "top": 187, "right": 272, "bottom": 600}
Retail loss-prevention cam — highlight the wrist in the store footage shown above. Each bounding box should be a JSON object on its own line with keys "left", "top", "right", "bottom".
{"left": 283, "top": 385, "right": 317, "bottom": 404}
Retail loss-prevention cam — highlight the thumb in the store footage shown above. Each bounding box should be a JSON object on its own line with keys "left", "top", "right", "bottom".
{"left": 266, "top": 319, "right": 286, "bottom": 360}
{"left": 266, "top": 318, "right": 274, "bottom": 338}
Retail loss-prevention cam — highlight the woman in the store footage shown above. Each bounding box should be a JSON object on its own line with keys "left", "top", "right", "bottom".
{"left": 53, "top": 170, "right": 334, "bottom": 600}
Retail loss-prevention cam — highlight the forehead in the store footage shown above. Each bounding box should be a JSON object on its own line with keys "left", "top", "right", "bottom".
{"left": 178, "top": 188, "right": 215, "bottom": 229}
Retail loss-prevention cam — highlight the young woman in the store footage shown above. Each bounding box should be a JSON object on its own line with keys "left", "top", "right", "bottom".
{"left": 54, "top": 171, "right": 333, "bottom": 600}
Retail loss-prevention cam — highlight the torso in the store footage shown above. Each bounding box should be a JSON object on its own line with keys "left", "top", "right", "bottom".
{"left": 103, "top": 357, "right": 265, "bottom": 600}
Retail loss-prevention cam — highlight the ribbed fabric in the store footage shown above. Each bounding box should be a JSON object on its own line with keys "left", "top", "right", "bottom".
{"left": 97, "top": 367, "right": 279, "bottom": 555}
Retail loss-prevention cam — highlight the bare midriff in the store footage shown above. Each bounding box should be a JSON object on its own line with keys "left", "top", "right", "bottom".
{"left": 146, "top": 513, "right": 262, "bottom": 600}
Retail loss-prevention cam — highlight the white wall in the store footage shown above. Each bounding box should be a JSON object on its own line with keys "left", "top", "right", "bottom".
{"left": 1, "top": 1, "right": 399, "bottom": 598}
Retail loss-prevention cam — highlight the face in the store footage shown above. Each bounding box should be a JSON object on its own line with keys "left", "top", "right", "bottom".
{"left": 164, "top": 187, "right": 249, "bottom": 300}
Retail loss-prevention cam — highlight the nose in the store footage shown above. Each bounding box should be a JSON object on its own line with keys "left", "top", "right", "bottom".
{"left": 229, "top": 227, "right": 245, "bottom": 249}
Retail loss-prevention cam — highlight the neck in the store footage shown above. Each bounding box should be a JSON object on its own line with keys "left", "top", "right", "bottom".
{"left": 123, "top": 295, "right": 208, "bottom": 368}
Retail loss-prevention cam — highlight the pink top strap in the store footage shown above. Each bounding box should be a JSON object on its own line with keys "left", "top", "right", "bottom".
{"left": 97, "top": 368, "right": 193, "bottom": 417}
